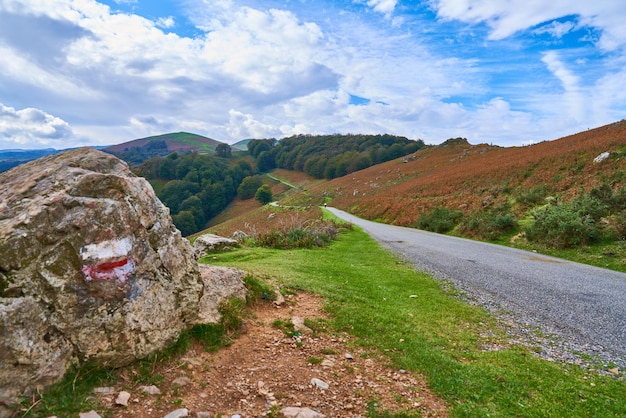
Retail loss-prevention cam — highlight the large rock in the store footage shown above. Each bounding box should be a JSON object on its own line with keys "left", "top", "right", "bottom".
{"left": 197, "top": 265, "right": 247, "bottom": 323}
{"left": 193, "top": 233, "right": 239, "bottom": 259}
{"left": 0, "top": 148, "right": 204, "bottom": 413}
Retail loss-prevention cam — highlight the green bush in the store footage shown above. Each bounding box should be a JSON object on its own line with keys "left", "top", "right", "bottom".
{"left": 516, "top": 185, "right": 549, "bottom": 206}
{"left": 237, "top": 175, "right": 263, "bottom": 199}
{"left": 417, "top": 206, "right": 463, "bottom": 234}
{"left": 253, "top": 219, "right": 342, "bottom": 249}
{"left": 460, "top": 205, "right": 518, "bottom": 240}
{"left": 255, "top": 184, "right": 273, "bottom": 204}
{"left": 525, "top": 194, "right": 609, "bottom": 248}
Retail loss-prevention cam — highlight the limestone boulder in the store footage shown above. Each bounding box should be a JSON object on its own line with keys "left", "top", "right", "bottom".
{"left": 193, "top": 233, "right": 239, "bottom": 259}
{"left": 197, "top": 265, "right": 247, "bottom": 323}
{"left": 0, "top": 148, "right": 203, "bottom": 412}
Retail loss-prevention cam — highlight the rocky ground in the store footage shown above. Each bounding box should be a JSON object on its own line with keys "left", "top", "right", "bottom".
{"left": 94, "top": 292, "right": 448, "bottom": 418}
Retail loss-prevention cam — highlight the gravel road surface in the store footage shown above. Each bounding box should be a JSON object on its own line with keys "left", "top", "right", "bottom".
{"left": 327, "top": 207, "right": 626, "bottom": 370}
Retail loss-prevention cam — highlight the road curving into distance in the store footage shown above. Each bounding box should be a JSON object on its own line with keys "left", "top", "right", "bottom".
{"left": 326, "top": 207, "right": 626, "bottom": 369}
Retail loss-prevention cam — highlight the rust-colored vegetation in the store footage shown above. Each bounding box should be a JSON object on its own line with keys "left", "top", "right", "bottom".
{"left": 310, "top": 121, "right": 626, "bottom": 227}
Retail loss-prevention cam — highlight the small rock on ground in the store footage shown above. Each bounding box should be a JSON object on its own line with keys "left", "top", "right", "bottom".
{"left": 164, "top": 408, "right": 189, "bottom": 418}
{"left": 281, "top": 406, "right": 326, "bottom": 418}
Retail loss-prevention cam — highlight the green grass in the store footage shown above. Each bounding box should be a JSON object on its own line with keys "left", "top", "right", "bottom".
{"left": 208, "top": 225, "right": 626, "bottom": 417}
{"left": 510, "top": 238, "right": 626, "bottom": 273}
{"left": 20, "top": 364, "right": 118, "bottom": 417}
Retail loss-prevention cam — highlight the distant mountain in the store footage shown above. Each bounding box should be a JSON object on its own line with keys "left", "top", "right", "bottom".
{"left": 103, "top": 132, "right": 226, "bottom": 165}
{"left": 0, "top": 148, "right": 59, "bottom": 172}
{"left": 231, "top": 139, "right": 252, "bottom": 151}
{"left": 104, "top": 132, "right": 223, "bottom": 153}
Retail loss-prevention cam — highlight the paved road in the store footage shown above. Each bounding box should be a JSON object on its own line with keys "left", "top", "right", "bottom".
{"left": 326, "top": 207, "right": 626, "bottom": 367}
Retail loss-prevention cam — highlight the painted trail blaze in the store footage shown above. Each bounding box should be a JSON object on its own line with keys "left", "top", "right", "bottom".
{"left": 80, "top": 237, "right": 136, "bottom": 283}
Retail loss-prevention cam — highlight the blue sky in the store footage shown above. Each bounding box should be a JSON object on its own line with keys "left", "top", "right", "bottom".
{"left": 1, "top": 0, "right": 625, "bottom": 149}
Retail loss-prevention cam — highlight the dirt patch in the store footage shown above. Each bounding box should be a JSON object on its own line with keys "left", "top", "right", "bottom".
{"left": 107, "top": 292, "right": 448, "bottom": 417}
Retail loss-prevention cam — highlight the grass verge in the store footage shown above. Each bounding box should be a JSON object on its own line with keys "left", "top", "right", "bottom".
{"left": 208, "top": 225, "right": 626, "bottom": 417}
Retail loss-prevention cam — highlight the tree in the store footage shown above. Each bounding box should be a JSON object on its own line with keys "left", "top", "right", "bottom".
{"left": 172, "top": 210, "right": 197, "bottom": 236}
{"left": 256, "top": 150, "right": 275, "bottom": 172}
{"left": 215, "top": 143, "right": 232, "bottom": 158}
{"left": 179, "top": 195, "right": 205, "bottom": 227}
{"left": 237, "top": 175, "right": 263, "bottom": 199}
{"left": 255, "top": 184, "right": 273, "bottom": 204}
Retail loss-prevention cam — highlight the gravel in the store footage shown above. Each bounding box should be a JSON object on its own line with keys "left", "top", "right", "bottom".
{"left": 327, "top": 208, "right": 626, "bottom": 374}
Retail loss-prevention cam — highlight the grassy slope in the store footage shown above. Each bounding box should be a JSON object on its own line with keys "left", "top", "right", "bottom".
{"left": 207, "top": 224, "right": 626, "bottom": 417}
{"left": 105, "top": 132, "right": 223, "bottom": 153}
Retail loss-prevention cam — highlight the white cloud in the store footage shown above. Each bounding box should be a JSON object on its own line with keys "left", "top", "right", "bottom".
{"left": 226, "top": 109, "right": 283, "bottom": 139}
{"left": 431, "top": 0, "right": 626, "bottom": 50}
{"left": 533, "top": 20, "right": 575, "bottom": 38}
{"left": 366, "top": 0, "right": 398, "bottom": 17}
{"left": 0, "top": 0, "right": 624, "bottom": 150}
{"left": 541, "top": 51, "right": 585, "bottom": 120}
{"left": 0, "top": 103, "right": 74, "bottom": 148}
{"left": 156, "top": 16, "right": 175, "bottom": 29}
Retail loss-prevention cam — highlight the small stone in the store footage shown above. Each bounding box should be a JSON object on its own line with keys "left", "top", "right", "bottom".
{"left": 292, "top": 317, "right": 313, "bottom": 334}
{"left": 195, "top": 413, "right": 212, "bottom": 418}
{"left": 115, "top": 391, "right": 131, "bottom": 406}
{"left": 310, "top": 378, "right": 329, "bottom": 390}
{"left": 593, "top": 152, "right": 610, "bottom": 163}
{"left": 281, "top": 407, "right": 326, "bottom": 418}
{"left": 273, "top": 290, "right": 286, "bottom": 306}
{"left": 608, "top": 367, "right": 620, "bottom": 375}
{"left": 79, "top": 411, "right": 102, "bottom": 418}
{"left": 164, "top": 408, "right": 189, "bottom": 418}
{"left": 173, "top": 377, "right": 192, "bottom": 387}
{"left": 92, "top": 387, "right": 115, "bottom": 394}
{"left": 139, "top": 385, "right": 161, "bottom": 395}
{"left": 344, "top": 353, "right": 353, "bottom": 360}
{"left": 321, "top": 359, "right": 335, "bottom": 368}
{"left": 399, "top": 369, "right": 407, "bottom": 374}
{"left": 409, "top": 295, "right": 418, "bottom": 298}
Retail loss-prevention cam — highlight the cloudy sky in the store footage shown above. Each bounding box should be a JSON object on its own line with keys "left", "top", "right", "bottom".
{"left": 1, "top": 0, "right": 625, "bottom": 149}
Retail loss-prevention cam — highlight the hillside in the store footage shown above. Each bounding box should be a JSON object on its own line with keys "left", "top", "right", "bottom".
{"left": 104, "top": 132, "right": 223, "bottom": 154}
{"left": 315, "top": 121, "right": 625, "bottom": 226}
{"left": 207, "top": 121, "right": 625, "bottom": 269}
{"left": 104, "top": 132, "right": 228, "bottom": 166}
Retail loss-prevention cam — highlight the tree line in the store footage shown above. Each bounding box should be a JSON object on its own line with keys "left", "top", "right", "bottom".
{"left": 247, "top": 134, "right": 425, "bottom": 179}
{"left": 136, "top": 134, "right": 424, "bottom": 235}
{"left": 137, "top": 150, "right": 255, "bottom": 236}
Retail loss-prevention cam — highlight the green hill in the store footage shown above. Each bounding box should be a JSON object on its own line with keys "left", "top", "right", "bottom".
{"left": 104, "top": 132, "right": 226, "bottom": 165}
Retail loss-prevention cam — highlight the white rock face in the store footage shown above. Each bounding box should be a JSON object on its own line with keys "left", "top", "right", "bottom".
{"left": 593, "top": 151, "right": 610, "bottom": 163}
{"left": 0, "top": 148, "right": 203, "bottom": 414}
{"left": 193, "top": 233, "right": 239, "bottom": 258}
{"left": 197, "top": 265, "right": 247, "bottom": 324}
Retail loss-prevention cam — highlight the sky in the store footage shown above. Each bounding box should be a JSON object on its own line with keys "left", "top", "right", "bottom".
{"left": 1, "top": 0, "right": 625, "bottom": 150}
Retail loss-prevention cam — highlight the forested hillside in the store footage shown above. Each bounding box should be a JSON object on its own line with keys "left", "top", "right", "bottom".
{"left": 136, "top": 133, "right": 423, "bottom": 235}
{"left": 137, "top": 152, "right": 256, "bottom": 235}
{"left": 247, "top": 134, "right": 424, "bottom": 178}
{"left": 105, "top": 132, "right": 227, "bottom": 165}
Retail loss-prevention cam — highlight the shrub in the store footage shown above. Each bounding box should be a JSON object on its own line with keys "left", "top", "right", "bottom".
{"left": 460, "top": 206, "right": 518, "bottom": 240}
{"left": 251, "top": 216, "right": 345, "bottom": 249}
{"left": 417, "top": 206, "right": 463, "bottom": 234}
{"left": 516, "top": 185, "right": 549, "bottom": 207}
{"left": 237, "top": 175, "right": 263, "bottom": 199}
{"left": 255, "top": 184, "right": 273, "bottom": 204}
{"left": 525, "top": 194, "right": 608, "bottom": 248}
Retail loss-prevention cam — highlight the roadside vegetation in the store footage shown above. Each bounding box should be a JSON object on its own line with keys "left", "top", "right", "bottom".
{"left": 206, "top": 218, "right": 626, "bottom": 417}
